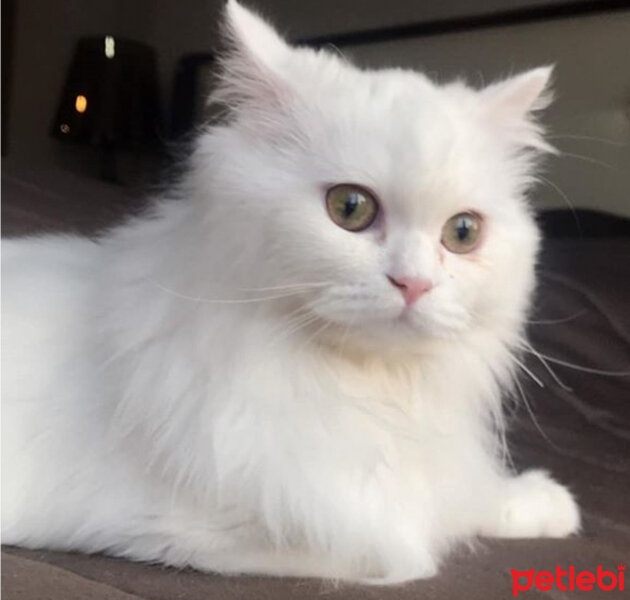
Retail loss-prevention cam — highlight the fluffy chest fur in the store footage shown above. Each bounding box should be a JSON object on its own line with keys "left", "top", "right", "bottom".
{"left": 101, "top": 268, "right": 509, "bottom": 548}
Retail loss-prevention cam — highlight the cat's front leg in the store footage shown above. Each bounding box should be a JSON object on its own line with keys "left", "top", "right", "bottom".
{"left": 120, "top": 509, "right": 437, "bottom": 584}
{"left": 483, "top": 469, "right": 580, "bottom": 538}
{"left": 185, "top": 543, "right": 435, "bottom": 585}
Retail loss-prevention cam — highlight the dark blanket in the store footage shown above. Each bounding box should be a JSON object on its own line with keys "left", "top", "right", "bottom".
{"left": 3, "top": 193, "right": 629, "bottom": 599}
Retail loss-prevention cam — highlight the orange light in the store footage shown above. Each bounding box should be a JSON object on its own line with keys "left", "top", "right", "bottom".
{"left": 75, "top": 95, "right": 87, "bottom": 113}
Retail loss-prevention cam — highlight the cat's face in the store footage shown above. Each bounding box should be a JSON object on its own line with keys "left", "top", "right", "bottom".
{"left": 200, "top": 2, "right": 551, "bottom": 347}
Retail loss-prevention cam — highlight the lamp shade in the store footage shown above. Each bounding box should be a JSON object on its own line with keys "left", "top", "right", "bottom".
{"left": 52, "top": 36, "right": 161, "bottom": 150}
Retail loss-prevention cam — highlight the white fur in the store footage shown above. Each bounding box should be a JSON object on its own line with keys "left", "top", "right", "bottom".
{"left": 1, "top": 1, "right": 579, "bottom": 584}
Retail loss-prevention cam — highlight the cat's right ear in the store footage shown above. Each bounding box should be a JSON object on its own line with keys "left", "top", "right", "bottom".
{"left": 479, "top": 67, "right": 555, "bottom": 152}
{"left": 215, "top": 0, "right": 295, "bottom": 110}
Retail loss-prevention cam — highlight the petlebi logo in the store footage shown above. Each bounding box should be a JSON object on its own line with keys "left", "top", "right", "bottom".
{"left": 511, "top": 564, "right": 625, "bottom": 597}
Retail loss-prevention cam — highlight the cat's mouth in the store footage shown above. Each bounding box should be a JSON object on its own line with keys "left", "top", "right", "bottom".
{"left": 325, "top": 305, "right": 472, "bottom": 345}
{"left": 396, "top": 305, "right": 417, "bottom": 322}
{"left": 301, "top": 284, "right": 472, "bottom": 344}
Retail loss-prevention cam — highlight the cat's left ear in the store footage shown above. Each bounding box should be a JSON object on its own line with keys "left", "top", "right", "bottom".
{"left": 216, "top": 1, "right": 295, "bottom": 109}
{"left": 481, "top": 66, "right": 555, "bottom": 151}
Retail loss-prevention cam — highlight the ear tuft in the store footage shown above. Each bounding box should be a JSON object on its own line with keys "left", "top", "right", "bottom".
{"left": 223, "top": 0, "right": 289, "bottom": 67}
{"left": 214, "top": 1, "right": 293, "bottom": 112}
{"left": 482, "top": 66, "right": 555, "bottom": 151}
{"left": 485, "top": 66, "right": 554, "bottom": 116}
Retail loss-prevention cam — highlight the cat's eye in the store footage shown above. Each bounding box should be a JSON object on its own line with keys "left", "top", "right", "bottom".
{"left": 441, "top": 212, "right": 483, "bottom": 254}
{"left": 326, "top": 184, "right": 379, "bottom": 232}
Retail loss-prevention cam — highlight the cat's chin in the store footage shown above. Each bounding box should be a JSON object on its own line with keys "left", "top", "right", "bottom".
{"left": 313, "top": 311, "right": 467, "bottom": 356}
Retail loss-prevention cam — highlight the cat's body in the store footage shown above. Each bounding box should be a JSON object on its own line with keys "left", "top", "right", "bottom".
{"left": 2, "top": 1, "right": 579, "bottom": 584}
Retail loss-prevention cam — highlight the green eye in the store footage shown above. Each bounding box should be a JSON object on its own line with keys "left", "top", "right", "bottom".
{"left": 326, "top": 184, "right": 379, "bottom": 232}
{"left": 441, "top": 212, "right": 483, "bottom": 254}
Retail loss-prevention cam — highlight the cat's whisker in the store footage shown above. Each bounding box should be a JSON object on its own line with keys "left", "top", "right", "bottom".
{"left": 235, "top": 282, "right": 332, "bottom": 292}
{"left": 324, "top": 43, "right": 346, "bottom": 60}
{"left": 276, "top": 303, "right": 312, "bottom": 327}
{"left": 510, "top": 354, "right": 545, "bottom": 388}
{"left": 556, "top": 151, "right": 616, "bottom": 171}
{"left": 525, "top": 309, "right": 587, "bottom": 325}
{"left": 516, "top": 344, "right": 630, "bottom": 377}
{"left": 512, "top": 375, "right": 562, "bottom": 450}
{"left": 271, "top": 312, "right": 319, "bottom": 344}
{"left": 537, "top": 175, "right": 581, "bottom": 236}
{"left": 519, "top": 339, "right": 573, "bottom": 392}
{"left": 538, "top": 271, "right": 630, "bottom": 347}
{"left": 270, "top": 312, "right": 331, "bottom": 351}
{"left": 265, "top": 300, "right": 317, "bottom": 334}
{"left": 547, "top": 133, "right": 626, "bottom": 147}
{"left": 268, "top": 311, "right": 318, "bottom": 344}
{"left": 146, "top": 278, "right": 319, "bottom": 304}
{"left": 292, "top": 299, "right": 351, "bottom": 351}
{"left": 298, "top": 319, "right": 335, "bottom": 353}
{"left": 494, "top": 409, "right": 513, "bottom": 471}
{"left": 265, "top": 298, "right": 339, "bottom": 349}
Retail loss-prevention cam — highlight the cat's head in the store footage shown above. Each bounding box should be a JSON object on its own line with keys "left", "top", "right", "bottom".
{"left": 195, "top": 1, "right": 553, "bottom": 350}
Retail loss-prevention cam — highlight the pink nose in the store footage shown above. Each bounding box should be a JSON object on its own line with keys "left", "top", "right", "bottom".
{"left": 387, "top": 275, "right": 433, "bottom": 306}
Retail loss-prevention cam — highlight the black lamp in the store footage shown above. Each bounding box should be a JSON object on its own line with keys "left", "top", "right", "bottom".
{"left": 52, "top": 36, "right": 161, "bottom": 182}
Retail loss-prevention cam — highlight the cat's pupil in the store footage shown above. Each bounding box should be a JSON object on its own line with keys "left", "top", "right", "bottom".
{"left": 456, "top": 218, "right": 471, "bottom": 241}
{"left": 343, "top": 194, "right": 360, "bottom": 217}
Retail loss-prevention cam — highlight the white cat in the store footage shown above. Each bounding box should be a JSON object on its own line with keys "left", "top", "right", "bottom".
{"left": 2, "top": 0, "right": 579, "bottom": 584}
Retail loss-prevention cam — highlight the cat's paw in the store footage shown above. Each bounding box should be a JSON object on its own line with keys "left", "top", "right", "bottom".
{"left": 492, "top": 470, "right": 580, "bottom": 538}
{"left": 357, "top": 557, "right": 438, "bottom": 585}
